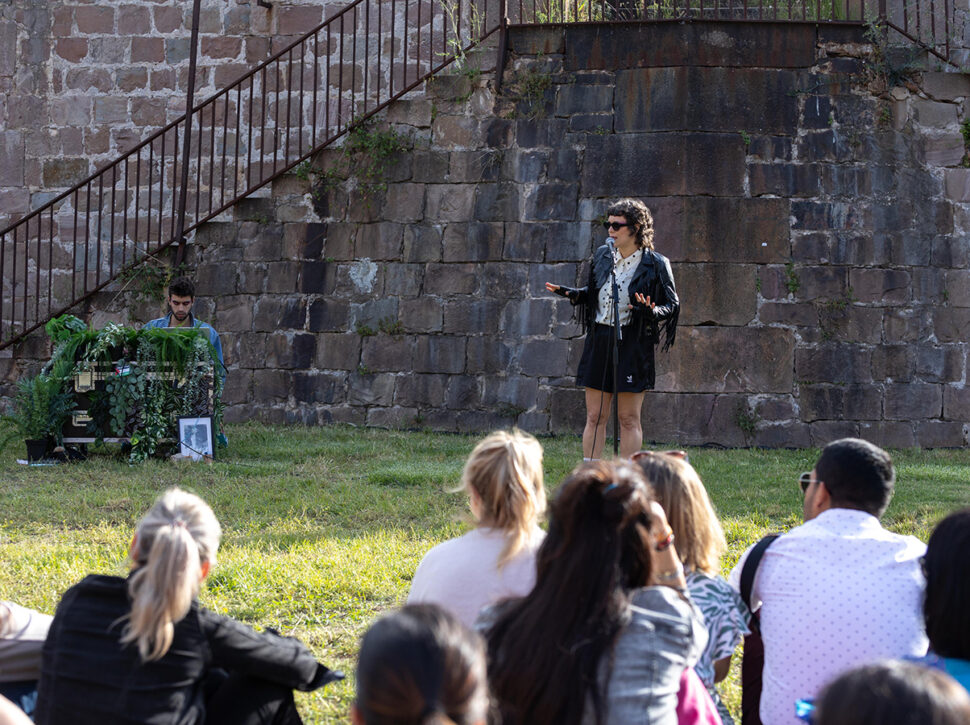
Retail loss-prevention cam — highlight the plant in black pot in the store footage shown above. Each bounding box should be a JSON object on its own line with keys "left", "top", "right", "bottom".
{"left": 3, "top": 359, "right": 77, "bottom": 462}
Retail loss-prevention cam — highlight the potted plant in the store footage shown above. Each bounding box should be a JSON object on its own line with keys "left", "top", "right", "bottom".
{"left": 3, "top": 361, "right": 76, "bottom": 462}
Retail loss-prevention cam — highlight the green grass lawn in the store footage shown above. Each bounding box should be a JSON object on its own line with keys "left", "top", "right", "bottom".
{"left": 1, "top": 424, "right": 968, "bottom": 722}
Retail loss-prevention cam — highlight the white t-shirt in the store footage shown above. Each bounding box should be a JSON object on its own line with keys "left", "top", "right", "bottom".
{"left": 728, "top": 509, "right": 927, "bottom": 725}
{"left": 0, "top": 601, "right": 53, "bottom": 682}
{"left": 408, "top": 526, "right": 545, "bottom": 629}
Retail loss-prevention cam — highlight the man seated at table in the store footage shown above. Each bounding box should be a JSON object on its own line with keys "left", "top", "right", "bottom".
{"left": 143, "top": 276, "right": 227, "bottom": 445}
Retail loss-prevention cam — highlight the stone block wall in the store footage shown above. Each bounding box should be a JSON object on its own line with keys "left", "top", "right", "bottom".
{"left": 180, "top": 22, "right": 970, "bottom": 447}
{"left": 0, "top": 0, "right": 387, "bottom": 230}
{"left": 6, "top": 20, "right": 970, "bottom": 448}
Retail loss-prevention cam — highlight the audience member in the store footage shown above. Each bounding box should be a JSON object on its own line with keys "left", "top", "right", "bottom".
{"left": 634, "top": 451, "right": 749, "bottom": 724}
{"left": 35, "top": 488, "right": 341, "bottom": 725}
{"left": 353, "top": 604, "right": 489, "bottom": 725}
{"left": 0, "top": 601, "right": 52, "bottom": 717}
{"left": 911, "top": 507, "right": 970, "bottom": 692}
{"left": 408, "top": 430, "right": 546, "bottom": 628}
{"left": 813, "top": 660, "right": 970, "bottom": 725}
{"left": 729, "top": 438, "right": 927, "bottom": 725}
{"left": 484, "top": 460, "right": 706, "bottom": 725}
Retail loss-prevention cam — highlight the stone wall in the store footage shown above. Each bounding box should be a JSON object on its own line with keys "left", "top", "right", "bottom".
{"left": 6, "top": 20, "right": 970, "bottom": 448}
{"left": 186, "top": 22, "right": 970, "bottom": 447}
{"left": 0, "top": 0, "right": 345, "bottom": 229}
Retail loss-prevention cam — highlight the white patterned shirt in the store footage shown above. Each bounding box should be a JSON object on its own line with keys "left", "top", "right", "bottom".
{"left": 686, "top": 571, "right": 750, "bottom": 724}
{"left": 728, "top": 508, "right": 927, "bottom": 725}
{"left": 595, "top": 247, "right": 642, "bottom": 327}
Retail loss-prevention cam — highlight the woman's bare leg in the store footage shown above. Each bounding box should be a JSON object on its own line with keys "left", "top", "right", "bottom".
{"left": 617, "top": 392, "right": 645, "bottom": 458}
{"left": 583, "top": 388, "right": 612, "bottom": 459}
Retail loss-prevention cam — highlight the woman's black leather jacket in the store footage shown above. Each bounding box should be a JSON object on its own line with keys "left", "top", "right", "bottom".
{"left": 558, "top": 243, "right": 680, "bottom": 351}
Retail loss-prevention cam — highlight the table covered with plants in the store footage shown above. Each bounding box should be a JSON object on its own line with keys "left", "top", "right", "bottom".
{"left": 4, "top": 315, "right": 223, "bottom": 463}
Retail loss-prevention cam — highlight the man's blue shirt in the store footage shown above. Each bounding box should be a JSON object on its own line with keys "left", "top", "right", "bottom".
{"left": 143, "top": 314, "right": 225, "bottom": 380}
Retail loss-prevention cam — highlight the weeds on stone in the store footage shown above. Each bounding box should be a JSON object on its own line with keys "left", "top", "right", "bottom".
{"left": 863, "top": 18, "right": 921, "bottom": 93}
{"left": 378, "top": 317, "right": 405, "bottom": 336}
{"left": 735, "top": 402, "right": 759, "bottom": 438}
{"left": 784, "top": 260, "right": 801, "bottom": 295}
{"left": 500, "top": 64, "right": 553, "bottom": 120}
{"left": 496, "top": 403, "right": 526, "bottom": 419}
{"left": 960, "top": 118, "right": 970, "bottom": 166}
{"left": 356, "top": 322, "right": 376, "bottom": 337}
{"left": 117, "top": 257, "right": 187, "bottom": 306}
{"left": 301, "top": 117, "right": 410, "bottom": 210}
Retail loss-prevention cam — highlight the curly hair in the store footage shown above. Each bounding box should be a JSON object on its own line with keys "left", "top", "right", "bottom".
{"left": 606, "top": 198, "right": 654, "bottom": 250}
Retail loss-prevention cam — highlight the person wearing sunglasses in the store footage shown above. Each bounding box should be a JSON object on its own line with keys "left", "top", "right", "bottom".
{"left": 544, "top": 198, "right": 679, "bottom": 459}
{"left": 727, "top": 438, "right": 927, "bottom": 725}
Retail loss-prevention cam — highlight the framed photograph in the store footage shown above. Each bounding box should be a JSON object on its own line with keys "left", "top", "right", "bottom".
{"left": 178, "top": 416, "right": 213, "bottom": 461}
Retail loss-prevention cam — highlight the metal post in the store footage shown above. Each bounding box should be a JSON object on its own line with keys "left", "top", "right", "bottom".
{"left": 175, "top": 0, "right": 203, "bottom": 267}
{"left": 495, "top": 0, "right": 509, "bottom": 91}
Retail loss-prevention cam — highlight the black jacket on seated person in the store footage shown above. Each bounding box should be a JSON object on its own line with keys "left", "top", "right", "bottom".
{"left": 35, "top": 574, "right": 334, "bottom": 725}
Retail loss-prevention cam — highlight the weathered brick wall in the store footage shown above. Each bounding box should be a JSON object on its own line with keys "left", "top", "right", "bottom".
{"left": 5, "top": 21, "right": 970, "bottom": 448}
{"left": 0, "top": 0, "right": 341, "bottom": 229}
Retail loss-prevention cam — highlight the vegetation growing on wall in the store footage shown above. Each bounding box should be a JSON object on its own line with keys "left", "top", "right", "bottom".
{"left": 299, "top": 118, "right": 410, "bottom": 212}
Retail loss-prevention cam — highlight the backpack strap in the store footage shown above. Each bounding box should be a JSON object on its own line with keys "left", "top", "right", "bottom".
{"left": 740, "top": 533, "right": 782, "bottom": 611}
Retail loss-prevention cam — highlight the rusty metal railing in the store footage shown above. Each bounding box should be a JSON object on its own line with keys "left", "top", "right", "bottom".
{"left": 0, "top": 0, "right": 958, "bottom": 349}
{"left": 508, "top": 0, "right": 956, "bottom": 61}
{"left": 0, "top": 0, "right": 504, "bottom": 349}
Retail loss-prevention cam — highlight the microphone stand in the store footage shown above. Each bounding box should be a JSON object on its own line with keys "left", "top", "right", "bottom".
{"left": 608, "top": 240, "right": 621, "bottom": 457}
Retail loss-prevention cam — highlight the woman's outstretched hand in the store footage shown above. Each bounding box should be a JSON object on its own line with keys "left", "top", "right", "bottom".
{"left": 545, "top": 282, "right": 561, "bottom": 294}
{"left": 630, "top": 292, "right": 656, "bottom": 311}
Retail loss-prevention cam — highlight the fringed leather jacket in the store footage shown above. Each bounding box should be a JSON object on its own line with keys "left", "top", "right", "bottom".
{"left": 560, "top": 243, "right": 680, "bottom": 352}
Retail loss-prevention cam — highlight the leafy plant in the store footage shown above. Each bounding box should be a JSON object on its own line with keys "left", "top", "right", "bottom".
{"left": 3, "top": 361, "right": 77, "bottom": 446}
{"left": 20, "top": 318, "right": 224, "bottom": 463}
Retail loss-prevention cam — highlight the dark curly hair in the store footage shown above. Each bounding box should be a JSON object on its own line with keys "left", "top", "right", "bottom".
{"left": 607, "top": 198, "right": 654, "bottom": 250}
{"left": 168, "top": 276, "right": 195, "bottom": 299}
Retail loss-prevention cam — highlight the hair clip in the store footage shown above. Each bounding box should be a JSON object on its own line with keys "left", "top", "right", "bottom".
{"left": 603, "top": 483, "right": 618, "bottom": 493}
{"left": 172, "top": 519, "right": 187, "bottom": 529}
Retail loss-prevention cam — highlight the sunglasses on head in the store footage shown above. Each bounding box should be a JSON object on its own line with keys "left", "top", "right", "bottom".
{"left": 602, "top": 221, "right": 630, "bottom": 231}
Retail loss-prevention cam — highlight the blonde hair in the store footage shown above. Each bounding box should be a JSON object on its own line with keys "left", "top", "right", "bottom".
{"left": 122, "top": 488, "right": 222, "bottom": 661}
{"left": 634, "top": 455, "right": 726, "bottom": 575}
{"left": 460, "top": 430, "right": 546, "bottom": 568}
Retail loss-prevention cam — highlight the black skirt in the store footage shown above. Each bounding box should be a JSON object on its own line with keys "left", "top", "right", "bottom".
{"left": 576, "top": 323, "right": 655, "bottom": 393}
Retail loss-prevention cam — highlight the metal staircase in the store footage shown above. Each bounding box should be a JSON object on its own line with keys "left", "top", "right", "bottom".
{"left": 0, "top": 0, "right": 958, "bottom": 350}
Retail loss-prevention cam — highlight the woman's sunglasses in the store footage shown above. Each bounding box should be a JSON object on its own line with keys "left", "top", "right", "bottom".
{"left": 602, "top": 221, "right": 630, "bottom": 231}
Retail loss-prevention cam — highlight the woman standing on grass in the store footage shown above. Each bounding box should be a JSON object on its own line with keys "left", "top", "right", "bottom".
{"left": 484, "top": 460, "right": 705, "bottom": 725}
{"left": 633, "top": 451, "right": 750, "bottom": 724}
{"left": 545, "top": 199, "right": 679, "bottom": 459}
{"left": 35, "top": 488, "right": 341, "bottom": 725}
{"left": 408, "top": 429, "right": 546, "bottom": 629}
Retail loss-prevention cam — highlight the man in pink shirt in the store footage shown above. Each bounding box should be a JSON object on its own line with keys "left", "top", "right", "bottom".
{"left": 729, "top": 438, "right": 927, "bottom": 725}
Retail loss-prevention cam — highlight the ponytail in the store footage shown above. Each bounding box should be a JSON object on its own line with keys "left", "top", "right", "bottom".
{"left": 121, "top": 488, "right": 221, "bottom": 661}
{"left": 460, "top": 429, "right": 546, "bottom": 568}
